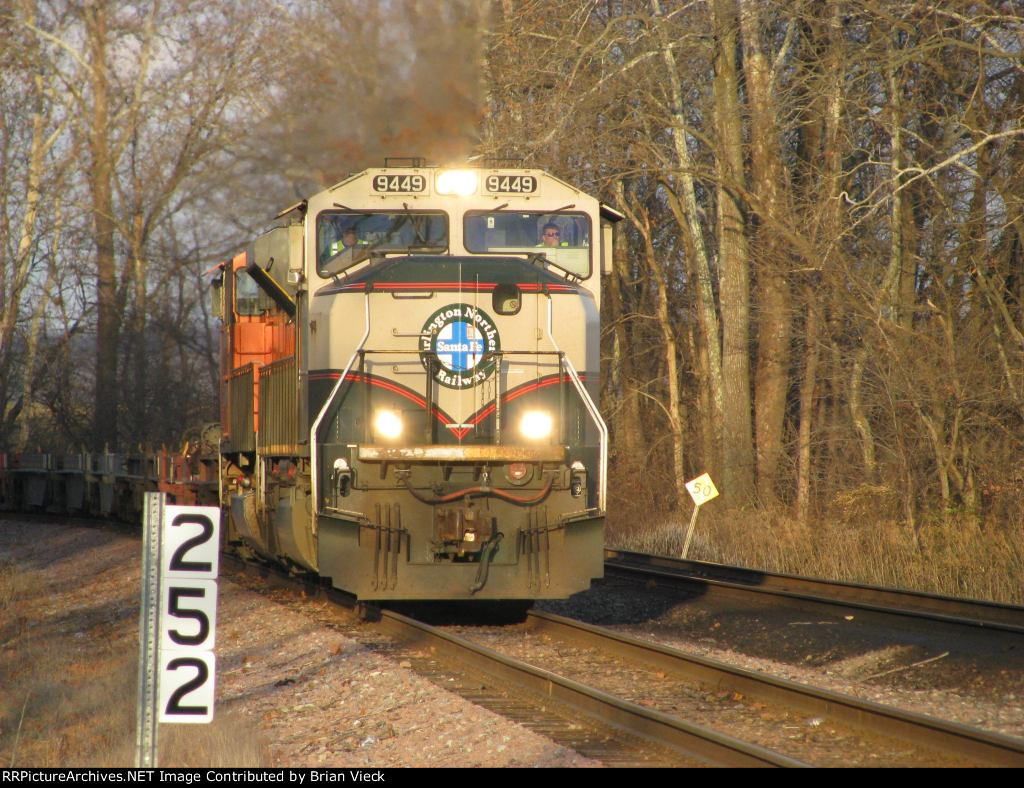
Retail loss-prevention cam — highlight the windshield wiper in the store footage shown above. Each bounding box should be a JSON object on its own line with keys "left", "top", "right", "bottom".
{"left": 400, "top": 202, "right": 430, "bottom": 246}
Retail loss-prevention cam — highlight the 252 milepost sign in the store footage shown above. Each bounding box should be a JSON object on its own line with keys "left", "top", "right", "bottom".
{"left": 137, "top": 497, "right": 221, "bottom": 766}
{"left": 158, "top": 506, "right": 220, "bottom": 723}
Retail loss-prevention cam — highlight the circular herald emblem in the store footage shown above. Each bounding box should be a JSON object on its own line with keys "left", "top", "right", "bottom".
{"left": 420, "top": 303, "right": 501, "bottom": 389}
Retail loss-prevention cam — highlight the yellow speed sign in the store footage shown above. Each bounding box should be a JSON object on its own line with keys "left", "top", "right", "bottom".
{"left": 685, "top": 473, "right": 719, "bottom": 506}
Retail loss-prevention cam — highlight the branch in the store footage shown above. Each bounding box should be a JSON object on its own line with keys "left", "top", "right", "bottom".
{"left": 19, "top": 18, "right": 93, "bottom": 78}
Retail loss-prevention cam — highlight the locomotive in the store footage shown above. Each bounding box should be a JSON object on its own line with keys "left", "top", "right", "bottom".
{"left": 2, "top": 161, "right": 621, "bottom": 603}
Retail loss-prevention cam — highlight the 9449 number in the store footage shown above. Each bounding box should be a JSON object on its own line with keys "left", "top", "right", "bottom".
{"left": 485, "top": 174, "right": 537, "bottom": 194}
{"left": 373, "top": 174, "right": 425, "bottom": 193}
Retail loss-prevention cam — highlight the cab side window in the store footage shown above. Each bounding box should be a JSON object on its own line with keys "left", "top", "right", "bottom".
{"left": 235, "top": 270, "right": 267, "bottom": 316}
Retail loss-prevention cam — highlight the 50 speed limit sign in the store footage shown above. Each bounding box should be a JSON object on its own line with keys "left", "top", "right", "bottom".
{"left": 685, "top": 473, "right": 719, "bottom": 506}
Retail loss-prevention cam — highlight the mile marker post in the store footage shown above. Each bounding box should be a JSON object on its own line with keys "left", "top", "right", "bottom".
{"left": 681, "top": 473, "right": 719, "bottom": 559}
{"left": 136, "top": 494, "right": 221, "bottom": 768}
{"left": 136, "top": 492, "right": 164, "bottom": 767}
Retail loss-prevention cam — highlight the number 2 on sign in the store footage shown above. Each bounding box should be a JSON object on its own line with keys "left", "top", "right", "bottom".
{"left": 158, "top": 651, "right": 215, "bottom": 723}
{"left": 162, "top": 509, "right": 219, "bottom": 579}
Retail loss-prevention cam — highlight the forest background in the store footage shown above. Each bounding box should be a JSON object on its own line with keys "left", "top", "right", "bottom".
{"left": 2, "top": 0, "right": 1022, "bottom": 600}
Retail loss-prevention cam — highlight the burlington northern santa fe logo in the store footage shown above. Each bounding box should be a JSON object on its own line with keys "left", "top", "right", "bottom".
{"left": 420, "top": 303, "right": 501, "bottom": 389}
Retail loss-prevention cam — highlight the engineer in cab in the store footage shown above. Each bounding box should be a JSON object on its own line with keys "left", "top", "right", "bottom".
{"left": 539, "top": 222, "right": 565, "bottom": 248}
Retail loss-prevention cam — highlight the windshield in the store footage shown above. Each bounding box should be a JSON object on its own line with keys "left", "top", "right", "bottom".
{"left": 464, "top": 211, "right": 591, "bottom": 277}
{"left": 317, "top": 211, "right": 448, "bottom": 275}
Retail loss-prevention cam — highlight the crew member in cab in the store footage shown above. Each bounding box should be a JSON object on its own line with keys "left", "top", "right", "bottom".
{"left": 539, "top": 222, "right": 564, "bottom": 248}
{"left": 330, "top": 227, "right": 360, "bottom": 257}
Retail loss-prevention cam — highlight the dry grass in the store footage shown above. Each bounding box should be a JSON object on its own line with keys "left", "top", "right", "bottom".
{"left": 607, "top": 499, "right": 1024, "bottom": 605}
{"left": 0, "top": 560, "right": 18, "bottom": 611}
{"left": 0, "top": 555, "right": 268, "bottom": 767}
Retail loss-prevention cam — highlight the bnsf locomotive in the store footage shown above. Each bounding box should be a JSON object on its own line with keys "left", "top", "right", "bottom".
{"left": 3, "top": 162, "right": 621, "bottom": 603}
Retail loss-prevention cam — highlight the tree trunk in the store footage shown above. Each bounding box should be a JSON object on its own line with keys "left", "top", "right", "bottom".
{"left": 1, "top": 5, "right": 53, "bottom": 443}
{"left": 739, "top": 0, "right": 793, "bottom": 506}
{"left": 17, "top": 204, "right": 63, "bottom": 451}
{"left": 607, "top": 179, "right": 643, "bottom": 462}
{"left": 797, "top": 2, "right": 846, "bottom": 512}
{"left": 129, "top": 211, "right": 149, "bottom": 439}
{"left": 796, "top": 295, "right": 820, "bottom": 522}
{"left": 617, "top": 183, "right": 688, "bottom": 508}
{"left": 663, "top": 185, "right": 721, "bottom": 476}
{"left": 712, "top": 0, "right": 756, "bottom": 504}
{"left": 86, "top": 3, "right": 121, "bottom": 450}
{"left": 652, "top": 0, "right": 723, "bottom": 477}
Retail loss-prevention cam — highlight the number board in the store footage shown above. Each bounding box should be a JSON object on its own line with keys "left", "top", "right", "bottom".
{"left": 372, "top": 173, "right": 426, "bottom": 193}
{"left": 159, "top": 505, "right": 220, "bottom": 724}
{"left": 484, "top": 174, "right": 537, "bottom": 194}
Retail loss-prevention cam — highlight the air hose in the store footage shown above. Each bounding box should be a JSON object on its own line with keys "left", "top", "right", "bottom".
{"left": 470, "top": 532, "right": 504, "bottom": 594}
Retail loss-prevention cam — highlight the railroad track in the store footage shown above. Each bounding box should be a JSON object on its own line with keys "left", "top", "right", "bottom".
{"left": 225, "top": 555, "right": 1024, "bottom": 767}
{"left": 223, "top": 555, "right": 796, "bottom": 766}
{"left": 374, "top": 606, "right": 807, "bottom": 767}
{"left": 604, "top": 548, "right": 1024, "bottom": 635}
{"left": 513, "top": 609, "right": 1024, "bottom": 767}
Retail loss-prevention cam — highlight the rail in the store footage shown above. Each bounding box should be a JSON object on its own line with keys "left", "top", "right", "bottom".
{"left": 373, "top": 608, "right": 804, "bottom": 766}
{"left": 525, "top": 609, "right": 1024, "bottom": 767}
{"left": 604, "top": 549, "right": 1024, "bottom": 635}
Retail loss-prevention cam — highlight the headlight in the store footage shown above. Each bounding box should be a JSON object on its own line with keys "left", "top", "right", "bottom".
{"left": 436, "top": 170, "right": 478, "bottom": 196}
{"left": 373, "top": 409, "right": 403, "bottom": 441}
{"left": 519, "top": 410, "right": 553, "bottom": 441}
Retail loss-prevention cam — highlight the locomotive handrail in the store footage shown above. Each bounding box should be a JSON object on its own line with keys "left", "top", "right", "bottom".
{"left": 310, "top": 294, "right": 371, "bottom": 523}
{"left": 544, "top": 296, "right": 608, "bottom": 511}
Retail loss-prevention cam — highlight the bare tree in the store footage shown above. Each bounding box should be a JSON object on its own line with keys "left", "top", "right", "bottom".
{"left": 0, "top": 0, "right": 74, "bottom": 447}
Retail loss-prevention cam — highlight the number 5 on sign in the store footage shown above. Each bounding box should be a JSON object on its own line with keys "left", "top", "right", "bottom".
{"left": 160, "top": 579, "right": 218, "bottom": 651}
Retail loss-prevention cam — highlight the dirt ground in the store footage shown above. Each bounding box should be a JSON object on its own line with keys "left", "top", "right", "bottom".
{"left": 0, "top": 518, "right": 596, "bottom": 767}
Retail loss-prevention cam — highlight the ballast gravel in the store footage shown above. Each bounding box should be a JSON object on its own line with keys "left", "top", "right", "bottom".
{"left": 0, "top": 519, "right": 596, "bottom": 768}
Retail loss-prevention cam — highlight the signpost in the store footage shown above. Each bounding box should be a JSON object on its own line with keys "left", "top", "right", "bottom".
{"left": 136, "top": 494, "right": 163, "bottom": 768}
{"left": 136, "top": 493, "right": 220, "bottom": 767}
{"left": 681, "top": 473, "right": 719, "bottom": 559}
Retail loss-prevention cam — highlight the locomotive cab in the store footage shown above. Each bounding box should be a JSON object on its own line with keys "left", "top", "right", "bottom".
{"left": 218, "top": 163, "right": 619, "bottom": 601}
